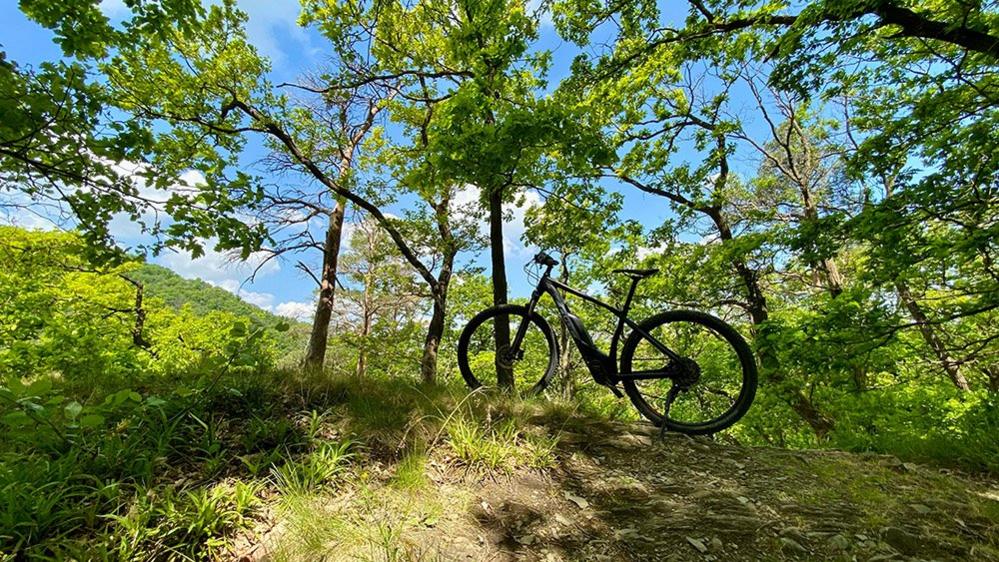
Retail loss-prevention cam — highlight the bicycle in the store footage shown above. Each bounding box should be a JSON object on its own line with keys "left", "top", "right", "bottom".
{"left": 456, "top": 251, "right": 757, "bottom": 435}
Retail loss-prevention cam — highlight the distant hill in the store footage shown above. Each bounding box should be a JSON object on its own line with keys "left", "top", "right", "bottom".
{"left": 129, "top": 263, "right": 309, "bottom": 358}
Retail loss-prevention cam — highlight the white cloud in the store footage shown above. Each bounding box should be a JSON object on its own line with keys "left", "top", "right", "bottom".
{"left": 158, "top": 242, "right": 280, "bottom": 285}
{"left": 158, "top": 247, "right": 317, "bottom": 319}
{"left": 636, "top": 243, "right": 667, "bottom": 260}
{"left": 168, "top": 259, "right": 313, "bottom": 320}
{"left": 239, "top": 289, "right": 276, "bottom": 308}
{"left": 208, "top": 278, "right": 276, "bottom": 309}
{"left": 274, "top": 300, "right": 314, "bottom": 321}
{"left": 3, "top": 159, "right": 205, "bottom": 241}
{"left": 504, "top": 190, "right": 541, "bottom": 259}
{"left": 98, "top": 0, "right": 128, "bottom": 18}
{"left": 238, "top": 0, "right": 314, "bottom": 68}
{"left": 0, "top": 194, "right": 61, "bottom": 231}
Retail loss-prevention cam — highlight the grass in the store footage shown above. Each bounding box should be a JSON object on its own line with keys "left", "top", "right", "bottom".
{"left": 391, "top": 451, "right": 429, "bottom": 490}
{"left": 6, "top": 364, "right": 994, "bottom": 560}
{"left": 108, "top": 480, "right": 262, "bottom": 561}
{"left": 0, "top": 366, "right": 581, "bottom": 560}
{"left": 270, "top": 441, "right": 353, "bottom": 496}
{"left": 445, "top": 413, "right": 562, "bottom": 472}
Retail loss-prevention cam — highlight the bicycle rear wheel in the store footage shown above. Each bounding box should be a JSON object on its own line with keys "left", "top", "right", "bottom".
{"left": 619, "top": 310, "right": 757, "bottom": 435}
{"left": 457, "top": 304, "right": 558, "bottom": 395}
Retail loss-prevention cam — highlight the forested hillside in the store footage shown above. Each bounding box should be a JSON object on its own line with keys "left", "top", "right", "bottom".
{"left": 1, "top": 0, "right": 997, "bottom": 559}
{"left": 128, "top": 263, "right": 309, "bottom": 358}
{"left": 129, "top": 264, "right": 287, "bottom": 325}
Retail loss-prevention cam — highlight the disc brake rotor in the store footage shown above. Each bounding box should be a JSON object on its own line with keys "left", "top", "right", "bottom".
{"left": 496, "top": 344, "right": 517, "bottom": 370}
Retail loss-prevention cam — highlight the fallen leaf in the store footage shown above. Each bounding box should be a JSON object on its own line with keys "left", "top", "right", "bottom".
{"left": 686, "top": 537, "right": 708, "bottom": 553}
{"left": 564, "top": 492, "right": 589, "bottom": 509}
{"left": 516, "top": 534, "right": 536, "bottom": 545}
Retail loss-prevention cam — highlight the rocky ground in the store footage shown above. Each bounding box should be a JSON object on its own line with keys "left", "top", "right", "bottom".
{"left": 244, "top": 418, "right": 999, "bottom": 561}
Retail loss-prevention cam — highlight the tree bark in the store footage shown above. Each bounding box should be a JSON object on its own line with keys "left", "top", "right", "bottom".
{"left": 355, "top": 284, "right": 371, "bottom": 378}
{"left": 895, "top": 280, "right": 971, "bottom": 391}
{"left": 119, "top": 274, "right": 155, "bottom": 356}
{"left": 303, "top": 198, "right": 347, "bottom": 370}
{"left": 658, "top": 1, "right": 999, "bottom": 60}
{"left": 488, "top": 186, "right": 514, "bottom": 390}
{"left": 421, "top": 293, "right": 447, "bottom": 384}
{"left": 801, "top": 191, "right": 844, "bottom": 297}
{"left": 618, "top": 165, "right": 837, "bottom": 437}
{"left": 981, "top": 365, "right": 999, "bottom": 393}
{"left": 556, "top": 260, "right": 576, "bottom": 400}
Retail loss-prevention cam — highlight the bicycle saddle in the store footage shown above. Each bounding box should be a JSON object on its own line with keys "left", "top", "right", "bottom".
{"left": 613, "top": 268, "right": 659, "bottom": 279}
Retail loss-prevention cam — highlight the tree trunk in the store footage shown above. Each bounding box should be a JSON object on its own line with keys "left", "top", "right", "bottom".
{"left": 981, "top": 365, "right": 999, "bottom": 393}
{"left": 355, "top": 311, "right": 370, "bottom": 378}
{"left": 420, "top": 244, "right": 453, "bottom": 384}
{"left": 800, "top": 187, "right": 844, "bottom": 298}
{"left": 303, "top": 198, "right": 347, "bottom": 370}
{"left": 488, "top": 187, "right": 514, "bottom": 390}
{"left": 821, "top": 257, "right": 845, "bottom": 297}
{"left": 355, "top": 265, "right": 373, "bottom": 378}
{"left": 421, "top": 293, "right": 447, "bottom": 384}
{"left": 556, "top": 261, "right": 575, "bottom": 399}
{"left": 713, "top": 209, "right": 836, "bottom": 438}
{"left": 895, "top": 280, "right": 971, "bottom": 391}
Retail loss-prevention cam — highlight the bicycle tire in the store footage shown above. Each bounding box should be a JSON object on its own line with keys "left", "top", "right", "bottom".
{"left": 619, "top": 310, "right": 757, "bottom": 435}
{"left": 457, "top": 304, "right": 558, "bottom": 395}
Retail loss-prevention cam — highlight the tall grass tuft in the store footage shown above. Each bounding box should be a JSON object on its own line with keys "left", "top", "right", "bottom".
{"left": 271, "top": 441, "right": 353, "bottom": 496}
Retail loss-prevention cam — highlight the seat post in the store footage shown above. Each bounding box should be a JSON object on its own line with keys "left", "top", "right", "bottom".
{"left": 621, "top": 276, "right": 641, "bottom": 315}
{"left": 609, "top": 276, "right": 642, "bottom": 367}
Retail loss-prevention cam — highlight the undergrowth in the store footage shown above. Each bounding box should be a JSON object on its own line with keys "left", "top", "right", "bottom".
{"left": 0, "top": 368, "right": 576, "bottom": 559}
{"left": 3, "top": 365, "right": 995, "bottom": 560}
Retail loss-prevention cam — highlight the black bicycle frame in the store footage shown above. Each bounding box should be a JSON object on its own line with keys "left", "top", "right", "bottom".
{"left": 511, "top": 265, "right": 683, "bottom": 384}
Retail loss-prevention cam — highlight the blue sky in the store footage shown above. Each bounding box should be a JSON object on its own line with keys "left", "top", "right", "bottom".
{"left": 2, "top": 0, "right": 748, "bottom": 319}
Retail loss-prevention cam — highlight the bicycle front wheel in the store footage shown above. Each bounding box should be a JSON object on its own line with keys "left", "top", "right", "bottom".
{"left": 620, "top": 310, "right": 757, "bottom": 435}
{"left": 457, "top": 304, "right": 558, "bottom": 395}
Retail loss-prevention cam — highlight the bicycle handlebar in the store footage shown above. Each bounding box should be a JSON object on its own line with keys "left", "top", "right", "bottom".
{"left": 533, "top": 251, "right": 558, "bottom": 267}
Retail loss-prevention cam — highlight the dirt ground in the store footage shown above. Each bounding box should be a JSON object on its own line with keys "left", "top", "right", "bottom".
{"left": 246, "top": 420, "right": 999, "bottom": 561}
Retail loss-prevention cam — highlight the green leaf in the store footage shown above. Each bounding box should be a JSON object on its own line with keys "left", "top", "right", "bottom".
{"left": 79, "top": 413, "right": 105, "bottom": 428}
{"left": 230, "top": 321, "right": 247, "bottom": 337}
{"left": 2, "top": 411, "right": 32, "bottom": 428}
{"left": 65, "top": 400, "right": 83, "bottom": 420}
{"left": 27, "top": 377, "right": 52, "bottom": 396}
{"left": 6, "top": 377, "right": 26, "bottom": 397}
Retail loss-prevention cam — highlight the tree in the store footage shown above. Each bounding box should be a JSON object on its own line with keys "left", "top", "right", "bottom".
{"left": 5, "top": 1, "right": 266, "bottom": 259}
{"left": 99, "top": 1, "right": 435, "bottom": 371}
{"left": 0, "top": 226, "right": 277, "bottom": 390}
{"left": 362, "top": 0, "right": 549, "bottom": 389}
{"left": 338, "top": 218, "right": 422, "bottom": 378}
{"left": 551, "top": 0, "right": 999, "bottom": 441}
